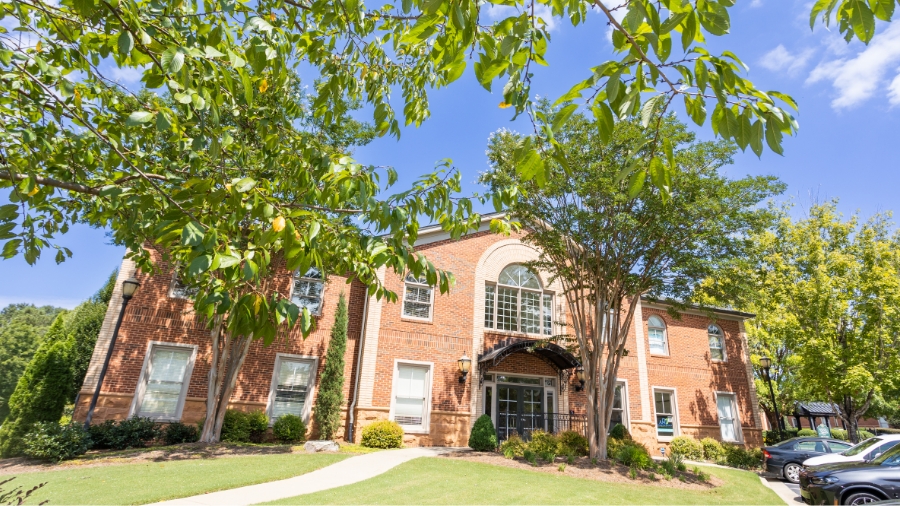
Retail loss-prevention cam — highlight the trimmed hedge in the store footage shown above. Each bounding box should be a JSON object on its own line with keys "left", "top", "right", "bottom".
{"left": 361, "top": 420, "right": 403, "bottom": 449}
{"left": 89, "top": 417, "right": 160, "bottom": 450}
{"left": 701, "top": 437, "right": 724, "bottom": 460}
{"left": 670, "top": 435, "right": 703, "bottom": 460}
{"left": 220, "top": 409, "right": 268, "bottom": 443}
{"left": 163, "top": 422, "right": 199, "bottom": 445}
{"left": 23, "top": 422, "right": 92, "bottom": 461}
{"left": 797, "top": 428, "right": 817, "bottom": 437}
{"left": 609, "top": 423, "right": 630, "bottom": 441}
{"left": 468, "top": 414, "right": 497, "bottom": 451}
{"left": 558, "top": 430, "right": 589, "bottom": 456}
{"left": 613, "top": 440, "right": 652, "bottom": 469}
{"left": 273, "top": 414, "right": 306, "bottom": 443}
{"left": 500, "top": 434, "right": 526, "bottom": 458}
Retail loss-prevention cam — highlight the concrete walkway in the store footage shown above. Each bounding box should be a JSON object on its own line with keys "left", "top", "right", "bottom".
{"left": 153, "top": 447, "right": 459, "bottom": 506}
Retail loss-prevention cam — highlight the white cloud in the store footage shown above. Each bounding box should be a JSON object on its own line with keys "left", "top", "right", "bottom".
{"left": 806, "top": 23, "right": 900, "bottom": 109}
{"left": 483, "top": 3, "right": 558, "bottom": 32}
{"left": 888, "top": 71, "right": 900, "bottom": 107}
{"left": 759, "top": 45, "right": 815, "bottom": 76}
{"left": 749, "top": 0, "right": 763, "bottom": 7}
{"left": 110, "top": 66, "right": 143, "bottom": 84}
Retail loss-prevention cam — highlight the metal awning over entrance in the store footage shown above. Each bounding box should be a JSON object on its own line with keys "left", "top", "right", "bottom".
{"left": 478, "top": 340, "right": 580, "bottom": 370}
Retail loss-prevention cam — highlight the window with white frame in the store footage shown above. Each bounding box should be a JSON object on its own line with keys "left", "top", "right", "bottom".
{"left": 292, "top": 267, "right": 325, "bottom": 316}
{"left": 647, "top": 315, "right": 668, "bottom": 355}
{"left": 484, "top": 264, "right": 553, "bottom": 335}
{"left": 654, "top": 389, "right": 677, "bottom": 439}
{"left": 610, "top": 382, "right": 627, "bottom": 430}
{"left": 391, "top": 362, "right": 431, "bottom": 431}
{"left": 708, "top": 324, "right": 725, "bottom": 361}
{"left": 134, "top": 344, "right": 196, "bottom": 420}
{"left": 169, "top": 273, "right": 199, "bottom": 300}
{"left": 402, "top": 273, "right": 433, "bottom": 320}
{"left": 716, "top": 392, "right": 741, "bottom": 442}
{"left": 269, "top": 355, "right": 316, "bottom": 422}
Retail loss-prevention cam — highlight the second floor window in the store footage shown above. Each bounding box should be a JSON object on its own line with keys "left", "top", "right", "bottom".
{"left": 708, "top": 324, "right": 725, "bottom": 361}
{"left": 169, "top": 273, "right": 199, "bottom": 300}
{"left": 647, "top": 315, "right": 669, "bottom": 355}
{"left": 292, "top": 267, "right": 324, "bottom": 316}
{"left": 402, "top": 273, "right": 433, "bottom": 320}
{"left": 484, "top": 264, "right": 552, "bottom": 336}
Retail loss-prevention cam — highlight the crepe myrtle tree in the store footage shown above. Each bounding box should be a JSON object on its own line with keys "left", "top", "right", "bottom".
{"left": 481, "top": 111, "right": 784, "bottom": 459}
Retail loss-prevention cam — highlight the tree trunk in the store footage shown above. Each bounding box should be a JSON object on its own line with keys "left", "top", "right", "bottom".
{"left": 199, "top": 323, "right": 254, "bottom": 443}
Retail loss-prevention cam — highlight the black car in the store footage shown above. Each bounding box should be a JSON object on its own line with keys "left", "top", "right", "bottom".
{"left": 800, "top": 443, "right": 900, "bottom": 505}
{"left": 764, "top": 437, "right": 853, "bottom": 483}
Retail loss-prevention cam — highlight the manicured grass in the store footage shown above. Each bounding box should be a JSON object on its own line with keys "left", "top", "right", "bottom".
{"left": 266, "top": 457, "right": 783, "bottom": 505}
{"left": 6, "top": 452, "right": 348, "bottom": 505}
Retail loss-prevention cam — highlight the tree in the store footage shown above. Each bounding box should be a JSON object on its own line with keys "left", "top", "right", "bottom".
{"left": 481, "top": 112, "right": 783, "bottom": 459}
{"left": 708, "top": 203, "right": 900, "bottom": 443}
{"left": 312, "top": 292, "right": 349, "bottom": 441}
{"left": 66, "top": 270, "right": 118, "bottom": 399}
{"left": 0, "top": 304, "right": 65, "bottom": 423}
{"left": 0, "top": 315, "right": 74, "bottom": 457}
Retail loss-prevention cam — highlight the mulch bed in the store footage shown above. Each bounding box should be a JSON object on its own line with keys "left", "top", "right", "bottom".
{"left": 0, "top": 442, "right": 303, "bottom": 476}
{"left": 441, "top": 451, "right": 723, "bottom": 490}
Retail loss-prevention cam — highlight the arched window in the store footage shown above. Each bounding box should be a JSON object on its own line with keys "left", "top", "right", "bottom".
{"left": 708, "top": 324, "right": 725, "bottom": 361}
{"left": 484, "top": 264, "right": 553, "bottom": 335}
{"left": 292, "top": 267, "right": 324, "bottom": 315}
{"left": 647, "top": 315, "right": 668, "bottom": 355}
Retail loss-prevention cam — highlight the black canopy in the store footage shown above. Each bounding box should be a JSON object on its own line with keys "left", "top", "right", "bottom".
{"left": 479, "top": 340, "right": 580, "bottom": 370}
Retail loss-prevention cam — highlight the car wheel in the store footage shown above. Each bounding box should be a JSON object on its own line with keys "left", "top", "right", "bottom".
{"left": 844, "top": 492, "right": 882, "bottom": 505}
{"left": 783, "top": 463, "right": 802, "bottom": 484}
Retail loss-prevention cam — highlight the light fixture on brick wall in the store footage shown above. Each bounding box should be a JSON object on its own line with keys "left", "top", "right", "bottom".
{"left": 458, "top": 354, "right": 471, "bottom": 383}
{"left": 575, "top": 366, "right": 585, "bottom": 391}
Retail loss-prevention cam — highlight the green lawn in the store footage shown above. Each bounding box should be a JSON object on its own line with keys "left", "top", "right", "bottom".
{"left": 266, "top": 458, "right": 783, "bottom": 505}
{"left": 5, "top": 452, "right": 348, "bottom": 505}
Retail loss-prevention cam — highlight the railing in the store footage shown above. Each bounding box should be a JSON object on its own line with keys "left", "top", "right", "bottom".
{"left": 495, "top": 412, "right": 587, "bottom": 441}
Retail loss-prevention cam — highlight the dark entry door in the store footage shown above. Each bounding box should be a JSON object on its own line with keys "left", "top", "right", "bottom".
{"left": 497, "top": 385, "right": 543, "bottom": 440}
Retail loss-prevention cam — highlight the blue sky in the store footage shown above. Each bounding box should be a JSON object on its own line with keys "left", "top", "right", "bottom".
{"left": 2, "top": 0, "right": 899, "bottom": 309}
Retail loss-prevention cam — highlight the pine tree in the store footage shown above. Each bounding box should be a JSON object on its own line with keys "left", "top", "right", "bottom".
{"left": 313, "top": 293, "right": 348, "bottom": 440}
{"left": 0, "top": 315, "right": 75, "bottom": 457}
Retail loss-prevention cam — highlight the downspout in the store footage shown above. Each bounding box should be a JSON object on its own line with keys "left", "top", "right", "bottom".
{"left": 347, "top": 292, "right": 369, "bottom": 443}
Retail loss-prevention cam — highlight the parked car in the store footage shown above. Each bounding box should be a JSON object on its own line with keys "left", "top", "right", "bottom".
{"left": 804, "top": 435, "right": 900, "bottom": 467}
{"left": 799, "top": 443, "right": 900, "bottom": 505}
{"left": 764, "top": 437, "right": 854, "bottom": 483}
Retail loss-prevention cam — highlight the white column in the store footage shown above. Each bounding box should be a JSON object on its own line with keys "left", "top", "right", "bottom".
{"left": 633, "top": 298, "right": 651, "bottom": 422}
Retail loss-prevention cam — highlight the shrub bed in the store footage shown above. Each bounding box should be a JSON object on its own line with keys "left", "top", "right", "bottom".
{"left": 23, "top": 422, "right": 92, "bottom": 461}
{"left": 670, "top": 436, "right": 704, "bottom": 460}
{"left": 361, "top": 420, "right": 403, "bottom": 449}
{"left": 273, "top": 414, "right": 306, "bottom": 443}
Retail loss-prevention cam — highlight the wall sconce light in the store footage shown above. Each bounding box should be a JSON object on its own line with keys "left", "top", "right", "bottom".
{"left": 457, "top": 354, "right": 471, "bottom": 384}
{"left": 575, "top": 366, "right": 585, "bottom": 392}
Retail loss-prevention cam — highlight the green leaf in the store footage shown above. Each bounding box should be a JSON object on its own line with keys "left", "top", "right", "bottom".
{"left": 843, "top": 0, "right": 876, "bottom": 43}
{"left": 750, "top": 120, "right": 764, "bottom": 157}
{"left": 551, "top": 104, "right": 578, "bottom": 133}
{"left": 234, "top": 177, "right": 256, "bottom": 192}
{"left": 241, "top": 71, "right": 253, "bottom": 105}
{"left": 684, "top": 95, "right": 706, "bottom": 126}
{"left": 181, "top": 220, "right": 204, "bottom": 246}
{"left": 244, "top": 16, "right": 274, "bottom": 33}
{"left": 648, "top": 156, "right": 670, "bottom": 195}
{"left": 810, "top": 0, "right": 839, "bottom": 28}
{"left": 872, "top": 0, "right": 895, "bottom": 21}
{"left": 117, "top": 31, "right": 134, "bottom": 57}
{"left": 663, "top": 138, "right": 675, "bottom": 170}
{"left": 217, "top": 254, "right": 241, "bottom": 268}
{"left": 156, "top": 111, "right": 173, "bottom": 132}
{"left": 592, "top": 103, "right": 615, "bottom": 144}
{"left": 627, "top": 169, "right": 646, "bottom": 198}
{"left": 126, "top": 111, "right": 155, "bottom": 126}
{"left": 308, "top": 221, "right": 321, "bottom": 240}
{"left": 516, "top": 144, "right": 546, "bottom": 185}
{"left": 188, "top": 254, "right": 212, "bottom": 276}
{"left": 0, "top": 204, "right": 18, "bottom": 221}
{"left": 640, "top": 95, "right": 662, "bottom": 128}
{"left": 161, "top": 48, "right": 185, "bottom": 74}
{"left": 2, "top": 239, "right": 22, "bottom": 259}
{"left": 765, "top": 120, "right": 785, "bottom": 155}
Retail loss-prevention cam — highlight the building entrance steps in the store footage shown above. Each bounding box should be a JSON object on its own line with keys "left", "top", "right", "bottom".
{"left": 151, "top": 447, "right": 465, "bottom": 506}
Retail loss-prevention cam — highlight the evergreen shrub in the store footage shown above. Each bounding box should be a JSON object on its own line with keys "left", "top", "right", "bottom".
{"left": 526, "top": 430, "right": 557, "bottom": 455}
{"left": 246, "top": 410, "right": 269, "bottom": 443}
{"left": 273, "top": 414, "right": 306, "bottom": 443}
{"left": 701, "top": 437, "right": 724, "bottom": 461}
{"left": 558, "top": 430, "right": 589, "bottom": 456}
{"left": 797, "top": 429, "right": 816, "bottom": 437}
{"left": 468, "top": 414, "right": 497, "bottom": 451}
{"left": 221, "top": 409, "right": 252, "bottom": 443}
{"left": 500, "top": 434, "right": 526, "bottom": 458}
{"left": 89, "top": 417, "right": 159, "bottom": 450}
{"left": 312, "top": 294, "right": 348, "bottom": 440}
{"left": 670, "top": 435, "right": 704, "bottom": 460}
{"left": 722, "top": 444, "right": 763, "bottom": 469}
{"left": 22, "top": 422, "right": 91, "bottom": 461}
{"left": 164, "top": 422, "right": 199, "bottom": 445}
{"left": 609, "top": 423, "right": 631, "bottom": 440}
{"left": 830, "top": 428, "right": 848, "bottom": 441}
{"left": 361, "top": 420, "right": 403, "bottom": 449}
{"left": 614, "top": 441, "right": 651, "bottom": 469}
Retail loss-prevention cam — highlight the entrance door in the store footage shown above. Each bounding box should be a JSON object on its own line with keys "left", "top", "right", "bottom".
{"left": 497, "top": 385, "right": 543, "bottom": 440}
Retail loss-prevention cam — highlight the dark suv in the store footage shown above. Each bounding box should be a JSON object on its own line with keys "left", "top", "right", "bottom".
{"left": 800, "top": 443, "right": 900, "bottom": 505}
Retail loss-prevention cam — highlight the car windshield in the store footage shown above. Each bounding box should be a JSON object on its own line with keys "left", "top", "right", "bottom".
{"left": 842, "top": 437, "right": 881, "bottom": 456}
{"left": 873, "top": 443, "right": 900, "bottom": 466}
{"left": 775, "top": 437, "right": 803, "bottom": 447}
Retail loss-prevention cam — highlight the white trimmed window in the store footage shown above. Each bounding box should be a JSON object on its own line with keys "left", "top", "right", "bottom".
{"left": 647, "top": 315, "right": 668, "bottom": 355}
{"left": 390, "top": 362, "right": 432, "bottom": 432}
{"left": 716, "top": 392, "right": 742, "bottom": 442}
{"left": 402, "top": 273, "right": 433, "bottom": 320}
{"left": 708, "top": 324, "right": 725, "bottom": 361}
{"left": 268, "top": 355, "right": 317, "bottom": 423}
{"left": 169, "top": 273, "right": 198, "bottom": 300}
{"left": 610, "top": 382, "right": 628, "bottom": 430}
{"left": 292, "top": 267, "right": 325, "bottom": 316}
{"left": 484, "top": 264, "right": 553, "bottom": 336}
{"left": 133, "top": 343, "right": 197, "bottom": 421}
{"left": 653, "top": 388, "right": 678, "bottom": 440}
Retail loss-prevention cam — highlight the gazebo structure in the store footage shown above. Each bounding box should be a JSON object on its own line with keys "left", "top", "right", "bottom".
{"left": 792, "top": 402, "right": 844, "bottom": 431}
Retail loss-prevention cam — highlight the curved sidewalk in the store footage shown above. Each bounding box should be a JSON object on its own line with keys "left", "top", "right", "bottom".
{"left": 153, "top": 447, "right": 459, "bottom": 506}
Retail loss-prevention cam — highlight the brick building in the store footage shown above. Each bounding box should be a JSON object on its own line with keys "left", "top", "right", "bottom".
{"left": 75, "top": 216, "right": 764, "bottom": 450}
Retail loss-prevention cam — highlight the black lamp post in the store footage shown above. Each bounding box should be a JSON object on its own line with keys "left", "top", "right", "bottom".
{"left": 759, "top": 356, "right": 784, "bottom": 436}
{"left": 457, "top": 354, "right": 471, "bottom": 383}
{"left": 84, "top": 277, "right": 140, "bottom": 430}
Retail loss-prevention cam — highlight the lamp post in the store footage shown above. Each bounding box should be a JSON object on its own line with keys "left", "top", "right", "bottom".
{"left": 457, "top": 354, "right": 471, "bottom": 384}
{"left": 759, "top": 356, "right": 783, "bottom": 436}
{"left": 84, "top": 277, "right": 140, "bottom": 430}
{"left": 574, "top": 366, "right": 585, "bottom": 392}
